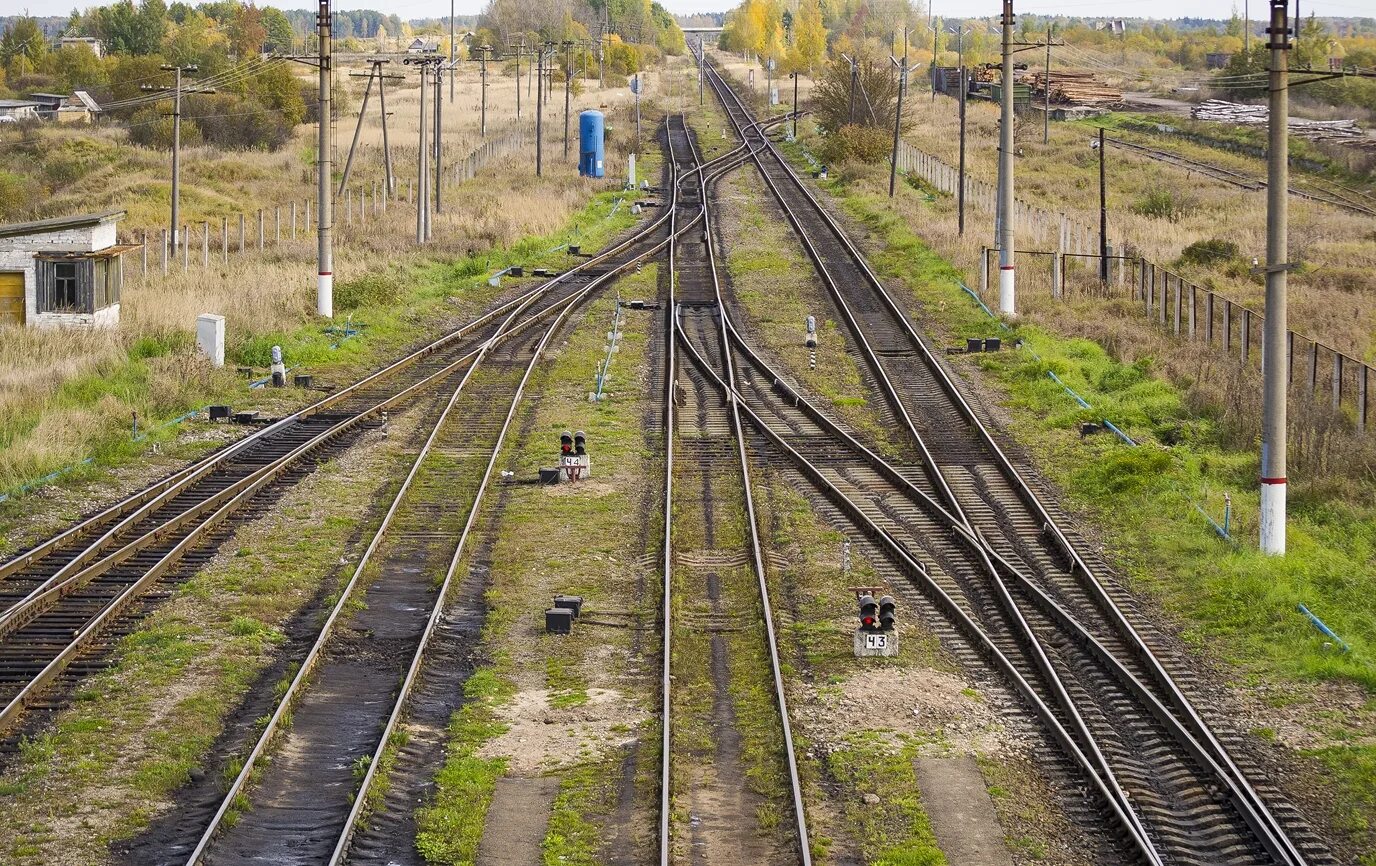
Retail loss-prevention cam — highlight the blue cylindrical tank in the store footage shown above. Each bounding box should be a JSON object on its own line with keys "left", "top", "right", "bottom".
{"left": 579, "top": 110, "right": 605, "bottom": 178}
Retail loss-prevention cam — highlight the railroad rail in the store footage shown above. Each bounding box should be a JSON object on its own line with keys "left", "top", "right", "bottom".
{"left": 1104, "top": 134, "right": 1376, "bottom": 218}
{"left": 695, "top": 45, "right": 1331, "bottom": 866}
{"left": 0, "top": 198, "right": 678, "bottom": 746}
{"left": 182, "top": 181, "right": 685, "bottom": 865}
{"left": 657, "top": 112, "right": 812, "bottom": 864}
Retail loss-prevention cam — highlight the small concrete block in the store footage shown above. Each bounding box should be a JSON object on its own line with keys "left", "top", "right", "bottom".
{"left": 984, "top": 337, "right": 1002, "bottom": 352}
{"left": 208, "top": 405, "right": 232, "bottom": 421}
{"left": 853, "top": 628, "right": 899, "bottom": 658}
{"left": 553, "top": 595, "right": 583, "bottom": 617}
{"left": 196, "top": 313, "right": 226, "bottom": 367}
{"left": 965, "top": 337, "right": 983, "bottom": 354}
{"left": 545, "top": 608, "right": 574, "bottom": 634}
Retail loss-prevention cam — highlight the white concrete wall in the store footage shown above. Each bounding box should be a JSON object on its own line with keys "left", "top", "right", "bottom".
{"left": 0, "top": 221, "right": 120, "bottom": 326}
{"left": 4, "top": 223, "right": 110, "bottom": 253}
{"left": 0, "top": 250, "right": 36, "bottom": 325}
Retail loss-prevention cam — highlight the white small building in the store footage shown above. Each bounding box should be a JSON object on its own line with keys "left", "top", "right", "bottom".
{"left": 406, "top": 37, "right": 439, "bottom": 53}
{"left": 0, "top": 210, "right": 133, "bottom": 329}
{"left": 0, "top": 100, "right": 41, "bottom": 121}
{"left": 59, "top": 36, "right": 105, "bottom": 58}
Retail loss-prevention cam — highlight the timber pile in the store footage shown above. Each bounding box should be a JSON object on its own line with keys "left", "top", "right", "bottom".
{"left": 1191, "top": 99, "right": 1366, "bottom": 143}
{"left": 1023, "top": 70, "right": 1123, "bottom": 106}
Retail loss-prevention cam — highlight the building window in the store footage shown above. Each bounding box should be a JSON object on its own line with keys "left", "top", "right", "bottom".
{"left": 53, "top": 262, "right": 79, "bottom": 310}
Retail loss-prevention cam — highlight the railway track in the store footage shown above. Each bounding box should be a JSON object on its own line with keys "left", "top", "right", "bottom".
{"left": 1104, "top": 134, "right": 1376, "bottom": 218}
{"left": 657, "top": 113, "right": 811, "bottom": 864}
{"left": 694, "top": 46, "right": 1333, "bottom": 866}
{"left": 0, "top": 203, "right": 676, "bottom": 749}
{"left": 177, "top": 191, "right": 684, "bottom": 866}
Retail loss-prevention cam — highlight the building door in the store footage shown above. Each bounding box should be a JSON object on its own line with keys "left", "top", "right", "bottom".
{"left": 0, "top": 272, "right": 23, "bottom": 326}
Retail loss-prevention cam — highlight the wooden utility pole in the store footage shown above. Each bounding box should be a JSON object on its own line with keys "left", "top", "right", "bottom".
{"left": 142, "top": 65, "right": 213, "bottom": 247}
{"left": 339, "top": 60, "right": 400, "bottom": 193}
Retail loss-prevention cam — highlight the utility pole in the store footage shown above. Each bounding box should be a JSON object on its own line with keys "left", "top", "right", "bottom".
{"left": 316, "top": 0, "right": 332, "bottom": 318}
{"left": 1044, "top": 25, "right": 1052, "bottom": 144}
{"left": 536, "top": 43, "right": 546, "bottom": 177}
{"left": 378, "top": 60, "right": 394, "bottom": 194}
{"left": 413, "top": 61, "right": 429, "bottom": 243}
{"left": 142, "top": 65, "right": 212, "bottom": 248}
{"left": 931, "top": 22, "right": 938, "bottom": 104}
{"left": 512, "top": 35, "right": 524, "bottom": 119}
{"left": 339, "top": 60, "right": 399, "bottom": 193}
{"left": 1096, "top": 127, "right": 1108, "bottom": 283}
{"left": 633, "top": 71, "right": 642, "bottom": 147}
{"left": 842, "top": 53, "right": 857, "bottom": 124}
{"left": 888, "top": 46, "right": 907, "bottom": 198}
{"left": 1245, "top": 0, "right": 1250, "bottom": 55}
{"left": 957, "top": 33, "right": 967, "bottom": 235}
{"left": 997, "top": 0, "right": 1016, "bottom": 316}
{"left": 433, "top": 64, "right": 443, "bottom": 215}
{"left": 699, "top": 37, "right": 705, "bottom": 105}
{"left": 790, "top": 70, "right": 799, "bottom": 138}
{"left": 563, "top": 40, "right": 574, "bottom": 160}
{"left": 449, "top": 0, "right": 456, "bottom": 102}
{"left": 478, "top": 44, "right": 490, "bottom": 137}
{"left": 1260, "top": 0, "right": 1290, "bottom": 555}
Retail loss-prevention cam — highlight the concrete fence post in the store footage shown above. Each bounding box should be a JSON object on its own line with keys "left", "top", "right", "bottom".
{"left": 1205, "top": 292, "right": 1215, "bottom": 344}
{"left": 275, "top": 207, "right": 281, "bottom": 242}
{"left": 1223, "top": 300, "right": 1232, "bottom": 353}
{"left": 1188, "top": 285, "right": 1197, "bottom": 339}
{"left": 1173, "top": 280, "right": 1181, "bottom": 335}
{"left": 1359, "top": 365, "right": 1368, "bottom": 433}
{"left": 1052, "top": 253, "right": 1061, "bottom": 299}
{"left": 980, "top": 247, "right": 989, "bottom": 297}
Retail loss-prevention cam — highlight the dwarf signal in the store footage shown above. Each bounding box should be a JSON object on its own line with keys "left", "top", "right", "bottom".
{"left": 852, "top": 587, "right": 898, "bottom": 657}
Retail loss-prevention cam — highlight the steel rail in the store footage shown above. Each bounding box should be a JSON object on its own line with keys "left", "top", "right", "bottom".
{"left": 695, "top": 54, "right": 1162, "bottom": 860}
{"left": 672, "top": 115, "right": 813, "bottom": 864}
{"left": 0, "top": 202, "right": 677, "bottom": 589}
{"left": 326, "top": 152, "right": 700, "bottom": 866}
{"left": 182, "top": 248, "right": 638, "bottom": 866}
{"left": 698, "top": 46, "right": 1307, "bottom": 866}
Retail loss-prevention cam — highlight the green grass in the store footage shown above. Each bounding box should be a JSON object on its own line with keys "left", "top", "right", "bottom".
{"left": 826, "top": 732, "right": 947, "bottom": 866}
{"left": 788, "top": 141, "right": 1376, "bottom": 858}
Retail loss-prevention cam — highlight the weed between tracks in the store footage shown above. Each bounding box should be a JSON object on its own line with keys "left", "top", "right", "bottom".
{"left": 417, "top": 265, "right": 660, "bottom": 866}
{"left": 771, "top": 128, "right": 1376, "bottom": 861}
{"left": 0, "top": 434, "right": 412, "bottom": 865}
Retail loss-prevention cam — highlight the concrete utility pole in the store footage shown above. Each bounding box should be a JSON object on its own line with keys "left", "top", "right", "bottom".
{"left": 1096, "top": 127, "right": 1108, "bottom": 283}
{"left": 841, "top": 53, "right": 857, "bottom": 124}
{"left": 316, "top": 0, "right": 333, "bottom": 318}
{"left": 888, "top": 48, "right": 907, "bottom": 198}
{"left": 790, "top": 70, "right": 799, "bottom": 138}
{"left": 449, "top": 0, "right": 456, "bottom": 102}
{"left": 699, "top": 37, "right": 705, "bottom": 105}
{"left": 536, "top": 43, "right": 547, "bottom": 177}
{"left": 954, "top": 26, "right": 967, "bottom": 235}
{"left": 478, "top": 44, "right": 490, "bottom": 137}
{"left": 1260, "top": 0, "right": 1291, "bottom": 555}
{"left": 513, "top": 35, "right": 524, "bottom": 119}
{"left": 142, "top": 65, "right": 212, "bottom": 248}
{"left": 434, "top": 63, "right": 443, "bottom": 214}
{"left": 563, "top": 40, "right": 574, "bottom": 159}
{"left": 1044, "top": 25, "right": 1052, "bottom": 144}
{"left": 416, "top": 62, "right": 429, "bottom": 243}
{"left": 997, "top": 0, "right": 1017, "bottom": 316}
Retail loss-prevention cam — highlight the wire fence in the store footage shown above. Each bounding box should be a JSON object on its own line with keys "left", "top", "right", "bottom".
{"left": 897, "top": 139, "right": 1373, "bottom": 435}
{"left": 127, "top": 127, "right": 532, "bottom": 282}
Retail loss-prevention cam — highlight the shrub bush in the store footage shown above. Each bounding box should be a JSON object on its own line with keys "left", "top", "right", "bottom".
{"left": 1131, "top": 188, "right": 1194, "bottom": 223}
{"left": 335, "top": 272, "right": 403, "bottom": 311}
{"left": 819, "top": 123, "right": 891, "bottom": 165}
{"left": 1179, "top": 238, "right": 1240, "bottom": 267}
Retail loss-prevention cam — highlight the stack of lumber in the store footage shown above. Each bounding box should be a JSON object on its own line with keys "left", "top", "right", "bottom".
{"left": 1023, "top": 70, "right": 1123, "bottom": 106}
{"left": 1191, "top": 99, "right": 1365, "bottom": 143}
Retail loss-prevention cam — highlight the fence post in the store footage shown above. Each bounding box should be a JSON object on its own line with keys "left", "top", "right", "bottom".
{"left": 1159, "top": 271, "right": 1168, "bottom": 326}
{"left": 1241, "top": 309, "right": 1251, "bottom": 363}
{"left": 1223, "top": 300, "right": 1232, "bottom": 353}
{"left": 1309, "top": 341, "right": 1319, "bottom": 395}
{"left": 1188, "top": 285, "right": 1196, "bottom": 339}
{"left": 1359, "top": 365, "right": 1369, "bottom": 433}
{"left": 980, "top": 247, "right": 988, "bottom": 297}
{"left": 1052, "top": 253, "right": 1061, "bottom": 300}
{"left": 1172, "top": 279, "right": 1181, "bottom": 335}
{"left": 1205, "top": 292, "right": 1214, "bottom": 344}
{"left": 1333, "top": 352, "right": 1344, "bottom": 409}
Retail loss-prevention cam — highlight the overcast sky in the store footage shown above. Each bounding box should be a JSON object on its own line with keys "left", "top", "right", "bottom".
{"left": 3, "top": 0, "right": 1369, "bottom": 24}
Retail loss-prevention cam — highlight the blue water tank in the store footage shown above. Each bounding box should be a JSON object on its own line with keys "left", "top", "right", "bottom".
{"left": 579, "top": 110, "right": 605, "bottom": 178}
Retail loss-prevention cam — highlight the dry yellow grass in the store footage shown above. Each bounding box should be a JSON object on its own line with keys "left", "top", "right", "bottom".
{"left": 894, "top": 94, "right": 1376, "bottom": 361}
{"left": 0, "top": 58, "right": 674, "bottom": 491}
